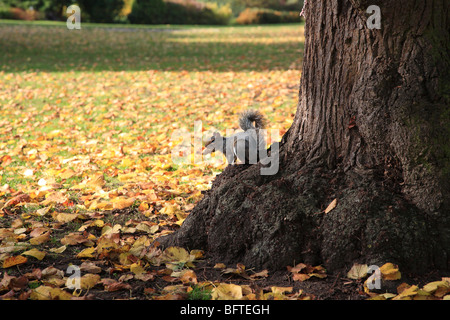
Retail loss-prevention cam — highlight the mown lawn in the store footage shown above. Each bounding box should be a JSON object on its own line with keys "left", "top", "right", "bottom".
{"left": 0, "top": 20, "right": 305, "bottom": 300}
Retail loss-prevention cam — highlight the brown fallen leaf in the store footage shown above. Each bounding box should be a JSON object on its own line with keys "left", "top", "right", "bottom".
{"left": 179, "top": 269, "right": 198, "bottom": 284}
{"left": 29, "top": 231, "right": 51, "bottom": 245}
{"left": 289, "top": 263, "right": 327, "bottom": 281}
{"left": 2, "top": 193, "right": 31, "bottom": 209}
{"left": 80, "top": 262, "right": 102, "bottom": 274}
{"left": 61, "top": 232, "right": 90, "bottom": 246}
{"left": 103, "top": 279, "right": 132, "bottom": 292}
{"left": 3, "top": 255, "right": 28, "bottom": 268}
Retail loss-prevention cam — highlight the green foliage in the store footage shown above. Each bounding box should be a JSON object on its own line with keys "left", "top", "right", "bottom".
{"left": 1, "top": 0, "right": 125, "bottom": 21}
{"left": 77, "top": 0, "right": 125, "bottom": 23}
{"left": 187, "top": 285, "right": 213, "bottom": 300}
{"left": 236, "top": 7, "right": 300, "bottom": 24}
{"left": 236, "top": 0, "right": 302, "bottom": 11}
{"left": 128, "top": 0, "right": 167, "bottom": 24}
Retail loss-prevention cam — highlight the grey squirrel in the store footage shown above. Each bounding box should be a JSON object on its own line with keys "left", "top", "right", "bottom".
{"left": 203, "top": 110, "right": 267, "bottom": 165}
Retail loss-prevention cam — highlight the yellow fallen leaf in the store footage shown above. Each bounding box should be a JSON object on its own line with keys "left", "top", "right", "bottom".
{"left": 211, "top": 283, "right": 243, "bottom": 300}
{"left": 35, "top": 206, "right": 51, "bottom": 216}
{"left": 422, "top": 280, "right": 449, "bottom": 293}
{"left": 121, "top": 158, "right": 134, "bottom": 167}
{"left": 101, "top": 224, "right": 121, "bottom": 236}
{"left": 80, "top": 274, "right": 101, "bottom": 290}
{"left": 271, "top": 286, "right": 293, "bottom": 294}
{"left": 160, "top": 204, "right": 180, "bottom": 216}
{"left": 136, "top": 222, "right": 158, "bottom": 234}
{"left": 118, "top": 172, "right": 137, "bottom": 182}
{"left": 54, "top": 212, "right": 78, "bottom": 223}
{"left": 380, "top": 262, "right": 401, "bottom": 280}
{"left": 161, "top": 246, "right": 191, "bottom": 264}
{"left": 23, "top": 248, "right": 46, "bottom": 260}
{"left": 76, "top": 247, "right": 97, "bottom": 259}
{"left": 87, "top": 173, "right": 105, "bottom": 188}
{"left": 423, "top": 281, "right": 450, "bottom": 297}
{"left": 393, "top": 285, "right": 418, "bottom": 300}
{"left": 58, "top": 168, "right": 76, "bottom": 179}
{"left": 130, "top": 263, "right": 145, "bottom": 276}
{"left": 30, "top": 286, "right": 73, "bottom": 300}
{"left": 138, "top": 201, "right": 149, "bottom": 212}
{"left": 49, "top": 245, "right": 67, "bottom": 253}
{"left": 347, "top": 263, "right": 368, "bottom": 280}
{"left": 113, "top": 197, "right": 135, "bottom": 210}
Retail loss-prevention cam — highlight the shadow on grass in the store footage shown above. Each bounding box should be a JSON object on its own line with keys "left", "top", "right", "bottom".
{"left": 0, "top": 22, "right": 304, "bottom": 72}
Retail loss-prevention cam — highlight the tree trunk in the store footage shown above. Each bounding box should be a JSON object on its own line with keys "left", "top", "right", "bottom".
{"left": 158, "top": 0, "right": 450, "bottom": 273}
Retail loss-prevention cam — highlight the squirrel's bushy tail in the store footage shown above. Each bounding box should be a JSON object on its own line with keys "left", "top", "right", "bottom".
{"left": 239, "top": 110, "right": 266, "bottom": 131}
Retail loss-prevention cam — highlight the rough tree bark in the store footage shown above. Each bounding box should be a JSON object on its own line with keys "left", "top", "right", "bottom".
{"left": 158, "top": 0, "right": 450, "bottom": 273}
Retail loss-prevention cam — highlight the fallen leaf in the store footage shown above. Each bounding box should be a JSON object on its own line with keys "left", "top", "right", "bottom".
{"left": 104, "top": 280, "right": 132, "bottom": 292}
{"left": 80, "top": 274, "right": 101, "bottom": 290}
{"left": 58, "top": 168, "right": 76, "bottom": 179}
{"left": 22, "top": 248, "right": 46, "bottom": 261}
{"left": 271, "top": 286, "right": 293, "bottom": 294}
{"left": 30, "top": 286, "right": 73, "bottom": 300}
{"left": 113, "top": 197, "right": 135, "bottom": 210}
{"left": 250, "top": 269, "right": 269, "bottom": 279}
{"left": 29, "top": 231, "right": 51, "bottom": 245}
{"left": 380, "top": 262, "right": 401, "bottom": 280}
{"left": 211, "top": 283, "right": 243, "bottom": 300}
{"left": 324, "top": 198, "right": 337, "bottom": 214}
{"left": 49, "top": 245, "right": 67, "bottom": 253}
{"left": 87, "top": 173, "right": 105, "bottom": 188}
{"left": 347, "top": 263, "right": 368, "bottom": 280}
{"left": 130, "top": 262, "right": 145, "bottom": 276}
{"left": 392, "top": 285, "right": 418, "bottom": 300}
{"left": 179, "top": 269, "right": 197, "bottom": 284}
{"left": 422, "top": 280, "right": 450, "bottom": 297}
{"left": 54, "top": 212, "right": 78, "bottom": 223}
{"left": 3, "top": 255, "right": 28, "bottom": 268}
{"left": 61, "top": 232, "right": 89, "bottom": 246}
{"left": 80, "top": 262, "right": 102, "bottom": 274}
{"left": 76, "top": 247, "right": 97, "bottom": 259}
{"left": 292, "top": 273, "right": 310, "bottom": 281}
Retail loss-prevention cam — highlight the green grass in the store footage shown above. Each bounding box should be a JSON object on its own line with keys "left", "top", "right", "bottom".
{"left": 0, "top": 19, "right": 304, "bottom": 72}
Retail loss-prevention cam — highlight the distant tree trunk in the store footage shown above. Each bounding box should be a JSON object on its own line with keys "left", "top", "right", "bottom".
{"left": 158, "top": 0, "right": 449, "bottom": 273}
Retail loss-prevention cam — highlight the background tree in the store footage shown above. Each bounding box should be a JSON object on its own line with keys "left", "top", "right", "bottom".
{"left": 77, "top": 0, "right": 124, "bottom": 23}
{"left": 128, "top": 0, "right": 166, "bottom": 24}
{"left": 158, "top": 0, "right": 450, "bottom": 274}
